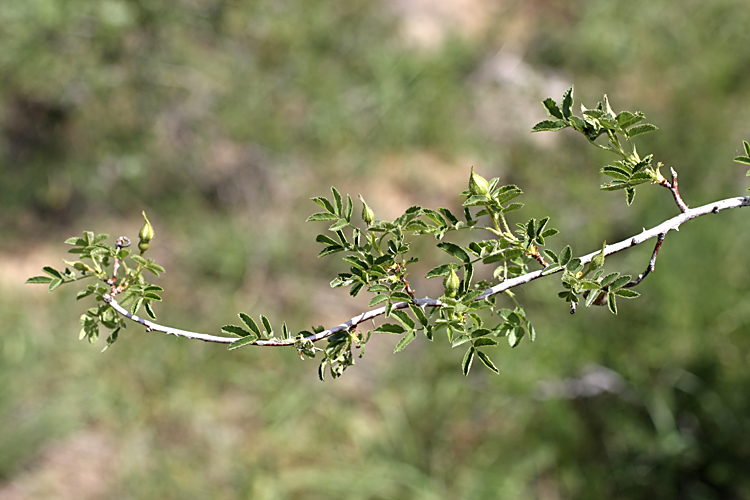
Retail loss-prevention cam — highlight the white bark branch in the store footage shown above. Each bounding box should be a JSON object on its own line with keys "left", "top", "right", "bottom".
{"left": 104, "top": 196, "right": 750, "bottom": 347}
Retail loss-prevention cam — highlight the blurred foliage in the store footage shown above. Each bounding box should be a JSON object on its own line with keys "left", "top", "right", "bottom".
{"left": 3, "top": 0, "right": 750, "bottom": 498}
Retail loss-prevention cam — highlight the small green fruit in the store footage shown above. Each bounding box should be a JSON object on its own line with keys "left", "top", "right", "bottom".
{"left": 468, "top": 167, "right": 490, "bottom": 196}
{"left": 138, "top": 211, "right": 155, "bottom": 254}
{"left": 359, "top": 194, "right": 375, "bottom": 226}
{"left": 443, "top": 266, "right": 460, "bottom": 298}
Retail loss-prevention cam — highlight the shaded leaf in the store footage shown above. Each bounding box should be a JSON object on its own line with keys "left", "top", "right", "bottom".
{"left": 532, "top": 119, "right": 568, "bottom": 132}
{"left": 394, "top": 329, "right": 417, "bottom": 353}
{"left": 228, "top": 336, "right": 258, "bottom": 351}
{"left": 462, "top": 347, "right": 476, "bottom": 376}
{"left": 476, "top": 350, "right": 499, "bottom": 373}
{"left": 26, "top": 276, "right": 54, "bottom": 284}
{"left": 307, "top": 212, "right": 339, "bottom": 222}
{"left": 627, "top": 123, "right": 658, "bottom": 138}
{"left": 542, "top": 98, "right": 563, "bottom": 119}
{"left": 374, "top": 323, "right": 405, "bottom": 334}
{"left": 437, "top": 242, "right": 470, "bottom": 263}
{"left": 222, "top": 325, "right": 251, "bottom": 337}
{"left": 607, "top": 292, "right": 618, "bottom": 314}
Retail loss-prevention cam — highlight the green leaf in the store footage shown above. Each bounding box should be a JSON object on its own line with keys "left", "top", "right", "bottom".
{"left": 542, "top": 249, "right": 558, "bottom": 264}
{"left": 525, "top": 218, "right": 535, "bottom": 241}
{"left": 143, "top": 292, "right": 162, "bottom": 301}
{"left": 394, "top": 330, "right": 417, "bottom": 353}
{"left": 42, "top": 266, "right": 63, "bottom": 279}
{"left": 437, "top": 242, "right": 470, "bottom": 264}
{"left": 476, "top": 350, "right": 499, "bottom": 373}
{"left": 438, "top": 208, "right": 460, "bottom": 225}
{"left": 344, "top": 194, "right": 353, "bottom": 222}
{"left": 222, "top": 325, "right": 251, "bottom": 337}
{"left": 369, "top": 294, "right": 388, "bottom": 307}
{"left": 601, "top": 180, "right": 629, "bottom": 191}
{"left": 131, "top": 297, "right": 144, "bottom": 315}
{"left": 311, "top": 196, "right": 336, "bottom": 214}
{"left": 319, "top": 245, "right": 345, "bottom": 257}
{"left": 409, "top": 304, "right": 428, "bottom": 327}
{"left": 426, "top": 264, "right": 452, "bottom": 279}
{"left": 562, "top": 87, "right": 573, "bottom": 119}
{"left": 260, "top": 315, "right": 273, "bottom": 336}
{"left": 600, "top": 166, "right": 631, "bottom": 181}
{"left": 239, "top": 313, "right": 262, "bottom": 337}
{"left": 627, "top": 123, "right": 658, "bottom": 138}
{"left": 48, "top": 277, "right": 63, "bottom": 292}
{"left": 315, "top": 234, "right": 338, "bottom": 246}
{"left": 569, "top": 115, "right": 587, "bottom": 131}
{"left": 507, "top": 326, "right": 524, "bottom": 347}
{"left": 502, "top": 202, "right": 524, "bottom": 214}
{"left": 626, "top": 188, "right": 636, "bottom": 206}
{"left": 26, "top": 275, "right": 54, "bottom": 284}
{"left": 535, "top": 217, "right": 550, "bottom": 238}
{"left": 131, "top": 255, "right": 147, "bottom": 265}
{"left": 473, "top": 337, "right": 498, "bottom": 347}
{"left": 531, "top": 119, "right": 568, "bottom": 132}
{"left": 144, "top": 301, "right": 157, "bottom": 320}
{"left": 559, "top": 246, "right": 572, "bottom": 267}
{"left": 600, "top": 272, "right": 620, "bottom": 287}
{"left": 228, "top": 335, "right": 258, "bottom": 351}
{"left": 734, "top": 156, "right": 750, "bottom": 165}
{"left": 64, "top": 236, "right": 87, "bottom": 246}
{"left": 462, "top": 347, "right": 476, "bottom": 376}
{"left": 374, "top": 323, "right": 405, "bottom": 334}
{"left": 541, "top": 264, "right": 561, "bottom": 276}
{"left": 607, "top": 292, "right": 618, "bottom": 314}
{"left": 391, "top": 310, "right": 415, "bottom": 330}
{"left": 307, "top": 212, "right": 339, "bottom": 222}
{"left": 616, "top": 110, "right": 644, "bottom": 129}
{"left": 542, "top": 98, "right": 563, "bottom": 119}
{"left": 331, "top": 187, "right": 343, "bottom": 217}
{"left": 744, "top": 141, "right": 750, "bottom": 157}
{"left": 463, "top": 195, "right": 492, "bottom": 207}
{"left": 328, "top": 219, "right": 349, "bottom": 232}
{"left": 614, "top": 288, "right": 640, "bottom": 298}
{"left": 494, "top": 185, "right": 523, "bottom": 206}
{"left": 92, "top": 234, "right": 109, "bottom": 245}
{"left": 390, "top": 291, "right": 413, "bottom": 302}
{"left": 609, "top": 275, "right": 632, "bottom": 290}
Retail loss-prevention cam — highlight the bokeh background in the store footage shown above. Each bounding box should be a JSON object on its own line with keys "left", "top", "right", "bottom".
{"left": 2, "top": 0, "right": 750, "bottom": 498}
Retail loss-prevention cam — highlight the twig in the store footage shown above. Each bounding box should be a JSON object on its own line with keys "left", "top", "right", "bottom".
{"left": 659, "top": 167, "right": 689, "bottom": 213}
{"left": 104, "top": 196, "right": 750, "bottom": 346}
{"left": 625, "top": 232, "right": 665, "bottom": 288}
{"left": 107, "top": 236, "right": 131, "bottom": 296}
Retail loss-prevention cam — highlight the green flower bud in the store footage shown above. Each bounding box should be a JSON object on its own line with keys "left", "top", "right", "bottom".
{"left": 138, "top": 211, "right": 155, "bottom": 254}
{"left": 359, "top": 194, "right": 375, "bottom": 226}
{"left": 443, "top": 266, "right": 460, "bottom": 298}
{"left": 468, "top": 167, "right": 490, "bottom": 196}
{"left": 590, "top": 240, "right": 606, "bottom": 270}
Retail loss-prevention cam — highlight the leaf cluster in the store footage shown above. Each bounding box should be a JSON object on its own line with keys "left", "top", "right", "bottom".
{"left": 26, "top": 230, "right": 165, "bottom": 351}
{"left": 533, "top": 87, "right": 662, "bottom": 205}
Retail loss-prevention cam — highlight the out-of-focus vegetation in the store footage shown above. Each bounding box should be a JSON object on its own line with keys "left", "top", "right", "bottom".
{"left": 3, "top": 0, "right": 750, "bottom": 498}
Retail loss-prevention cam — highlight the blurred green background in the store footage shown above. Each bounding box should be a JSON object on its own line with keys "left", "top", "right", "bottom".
{"left": 2, "top": 0, "right": 750, "bottom": 498}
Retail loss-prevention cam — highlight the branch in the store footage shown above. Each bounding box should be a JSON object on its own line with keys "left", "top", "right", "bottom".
{"left": 659, "top": 167, "right": 689, "bottom": 213}
{"left": 104, "top": 196, "right": 750, "bottom": 347}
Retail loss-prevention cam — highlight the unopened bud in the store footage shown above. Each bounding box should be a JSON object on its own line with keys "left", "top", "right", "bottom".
{"left": 359, "top": 195, "right": 375, "bottom": 226}
{"left": 468, "top": 167, "right": 490, "bottom": 196}
{"left": 591, "top": 241, "right": 606, "bottom": 270}
{"left": 138, "top": 211, "right": 155, "bottom": 254}
{"left": 443, "top": 266, "right": 460, "bottom": 298}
